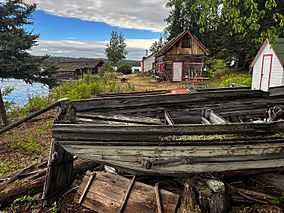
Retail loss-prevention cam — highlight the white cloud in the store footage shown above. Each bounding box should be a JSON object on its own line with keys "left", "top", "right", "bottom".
{"left": 25, "top": 0, "right": 169, "bottom": 32}
{"left": 31, "top": 39, "right": 157, "bottom": 60}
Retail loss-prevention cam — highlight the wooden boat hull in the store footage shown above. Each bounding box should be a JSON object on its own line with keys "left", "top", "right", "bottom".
{"left": 53, "top": 122, "right": 284, "bottom": 176}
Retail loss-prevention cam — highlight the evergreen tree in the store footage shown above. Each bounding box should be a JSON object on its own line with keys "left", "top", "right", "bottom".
{"left": 149, "top": 37, "right": 165, "bottom": 53}
{"left": 164, "top": 0, "right": 185, "bottom": 41}
{"left": 105, "top": 30, "right": 128, "bottom": 67}
{"left": 0, "top": 0, "right": 55, "bottom": 126}
{"left": 164, "top": 0, "right": 220, "bottom": 55}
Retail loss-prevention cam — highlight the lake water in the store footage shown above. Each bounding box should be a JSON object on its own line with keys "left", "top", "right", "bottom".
{"left": 0, "top": 79, "right": 49, "bottom": 107}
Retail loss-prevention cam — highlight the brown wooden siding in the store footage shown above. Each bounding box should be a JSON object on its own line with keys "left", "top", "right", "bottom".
{"left": 166, "top": 39, "right": 206, "bottom": 56}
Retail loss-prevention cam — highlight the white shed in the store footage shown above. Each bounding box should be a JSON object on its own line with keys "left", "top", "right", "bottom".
{"left": 141, "top": 53, "right": 155, "bottom": 73}
{"left": 250, "top": 38, "right": 284, "bottom": 91}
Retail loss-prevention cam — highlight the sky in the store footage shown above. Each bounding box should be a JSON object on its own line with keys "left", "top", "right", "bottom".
{"left": 22, "top": 0, "right": 169, "bottom": 60}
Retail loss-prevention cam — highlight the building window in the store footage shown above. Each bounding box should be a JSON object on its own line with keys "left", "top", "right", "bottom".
{"left": 181, "top": 35, "right": 191, "bottom": 48}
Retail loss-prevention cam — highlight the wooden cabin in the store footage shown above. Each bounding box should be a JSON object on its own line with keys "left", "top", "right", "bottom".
{"left": 57, "top": 60, "right": 104, "bottom": 82}
{"left": 250, "top": 38, "right": 284, "bottom": 91}
{"left": 155, "top": 31, "right": 209, "bottom": 82}
{"left": 141, "top": 52, "right": 155, "bottom": 73}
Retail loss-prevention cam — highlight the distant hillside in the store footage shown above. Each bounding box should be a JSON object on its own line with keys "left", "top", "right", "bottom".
{"left": 46, "top": 57, "right": 141, "bottom": 67}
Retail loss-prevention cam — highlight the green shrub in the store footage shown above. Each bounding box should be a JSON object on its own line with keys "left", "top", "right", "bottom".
{"left": 98, "top": 63, "right": 115, "bottom": 74}
{"left": 14, "top": 72, "right": 136, "bottom": 116}
{"left": 117, "top": 64, "right": 132, "bottom": 75}
{"left": 220, "top": 74, "right": 252, "bottom": 87}
{"left": 206, "top": 58, "right": 249, "bottom": 84}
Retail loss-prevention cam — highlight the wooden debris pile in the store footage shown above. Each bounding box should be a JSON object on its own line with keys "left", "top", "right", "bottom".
{"left": 2, "top": 87, "right": 284, "bottom": 212}
{"left": 0, "top": 158, "right": 98, "bottom": 209}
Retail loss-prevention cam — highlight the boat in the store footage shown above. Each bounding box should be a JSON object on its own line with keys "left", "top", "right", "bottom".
{"left": 51, "top": 88, "right": 284, "bottom": 176}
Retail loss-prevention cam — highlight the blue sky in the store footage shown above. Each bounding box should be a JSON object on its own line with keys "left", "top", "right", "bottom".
{"left": 25, "top": 0, "right": 169, "bottom": 60}
{"left": 30, "top": 11, "right": 162, "bottom": 41}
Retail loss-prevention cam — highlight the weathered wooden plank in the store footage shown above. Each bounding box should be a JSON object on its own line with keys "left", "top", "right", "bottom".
{"left": 42, "top": 142, "right": 74, "bottom": 202}
{"left": 55, "top": 134, "right": 284, "bottom": 145}
{"left": 119, "top": 176, "right": 136, "bottom": 213}
{"left": 69, "top": 90, "right": 268, "bottom": 112}
{"left": 203, "top": 109, "right": 227, "bottom": 124}
{"left": 52, "top": 122, "right": 284, "bottom": 139}
{"left": 77, "top": 113, "right": 162, "bottom": 125}
{"left": 86, "top": 159, "right": 284, "bottom": 176}
{"left": 74, "top": 172, "right": 179, "bottom": 213}
{"left": 165, "top": 111, "right": 175, "bottom": 126}
{"left": 61, "top": 142, "right": 284, "bottom": 157}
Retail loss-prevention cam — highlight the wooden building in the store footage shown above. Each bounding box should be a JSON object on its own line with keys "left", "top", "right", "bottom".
{"left": 155, "top": 31, "right": 209, "bottom": 82}
{"left": 250, "top": 38, "right": 284, "bottom": 91}
{"left": 57, "top": 60, "right": 104, "bottom": 82}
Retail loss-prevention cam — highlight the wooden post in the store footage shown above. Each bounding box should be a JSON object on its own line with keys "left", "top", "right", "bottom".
{"left": 178, "top": 179, "right": 201, "bottom": 213}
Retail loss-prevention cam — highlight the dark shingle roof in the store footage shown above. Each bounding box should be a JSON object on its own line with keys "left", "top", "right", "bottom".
{"left": 57, "top": 60, "right": 104, "bottom": 72}
{"left": 274, "top": 38, "right": 284, "bottom": 66}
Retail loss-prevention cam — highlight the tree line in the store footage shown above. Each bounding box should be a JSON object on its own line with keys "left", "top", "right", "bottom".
{"left": 151, "top": 0, "right": 284, "bottom": 69}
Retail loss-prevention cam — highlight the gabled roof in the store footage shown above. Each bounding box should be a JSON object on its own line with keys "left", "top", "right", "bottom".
{"left": 274, "top": 38, "right": 284, "bottom": 66}
{"left": 155, "top": 31, "right": 210, "bottom": 57}
{"left": 142, "top": 52, "right": 156, "bottom": 61}
{"left": 250, "top": 38, "right": 284, "bottom": 68}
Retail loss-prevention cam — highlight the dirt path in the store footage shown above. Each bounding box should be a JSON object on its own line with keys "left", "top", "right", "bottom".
{"left": 126, "top": 74, "right": 188, "bottom": 91}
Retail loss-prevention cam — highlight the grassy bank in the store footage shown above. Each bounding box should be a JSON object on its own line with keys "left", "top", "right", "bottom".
{"left": 206, "top": 58, "right": 252, "bottom": 87}
{"left": 0, "top": 72, "right": 137, "bottom": 177}
{"left": 14, "top": 72, "right": 135, "bottom": 117}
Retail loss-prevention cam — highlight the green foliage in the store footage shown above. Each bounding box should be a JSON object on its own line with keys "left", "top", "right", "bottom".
{"left": 19, "top": 96, "right": 50, "bottom": 115}
{"left": 149, "top": 37, "right": 165, "bottom": 54}
{"left": 98, "top": 63, "right": 115, "bottom": 74}
{"left": 165, "top": 0, "right": 221, "bottom": 55}
{"left": 206, "top": 58, "right": 226, "bottom": 79}
{"left": 117, "top": 64, "right": 132, "bottom": 75}
{"left": 0, "top": 0, "right": 56, "bottom": 124}
{"left": 165, "top": 0, "right": 284, "bottom": 67}
{"left": 0, "top": 0, "right": 55, "bottom": 85}
{"left": 2, "top": 86, "right": 16, "bottom": 112}
{"left": 220, "top": 74, "right": 252, "bottom": 87}
{"left": 13, "top": 195, "right": 37, "bottom": 204}
{"left": 50, "top": 201, "right": 58, "bottom": 213}
{"left": 0, "top": 161, "right": 15, "bottom": 176}
{"left": 165, "top": 0, "right": 186, "bottom": 41}
{"left": 11, "top": 131, "right": 41, "bottom": 155}
{"left": 14, "top": 179, "right": 26, "bottom": 186}
{"left": 15, "top": 73, "right": 136, "bottom": 116}
{"left": 271, "top": 192, "right": 284, "bottom": 205}
{"left": 106, "top": 30, "right": 128, "bottom": 66}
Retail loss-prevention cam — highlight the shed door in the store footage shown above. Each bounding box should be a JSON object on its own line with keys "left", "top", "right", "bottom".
{"left": 260, "top": 55, "right": 273, "bottom": 91}
{"left": 173, "top": 62, "right": 183, "bottom": 81}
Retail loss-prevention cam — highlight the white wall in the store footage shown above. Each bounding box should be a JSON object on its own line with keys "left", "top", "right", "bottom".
{"left": 252, "top": 42, "right": 284, "bottom": 91}
{"left": 142, "top": 54, "right": 155, "bottom": 72}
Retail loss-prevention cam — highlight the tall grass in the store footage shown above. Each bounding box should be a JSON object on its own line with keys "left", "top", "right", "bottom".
{"left": 220, "top": 74, "right": 252, "bottom": 87}
{"left": 16, "top": 72, "right": 135, "bottom": 116}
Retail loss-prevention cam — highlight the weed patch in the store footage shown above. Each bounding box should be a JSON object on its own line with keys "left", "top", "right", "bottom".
{"left": 220, "top": 74, "right": 252, "bottom": 87}
{"left": 0, "top": 161, "right": 16, "bottom": 176}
